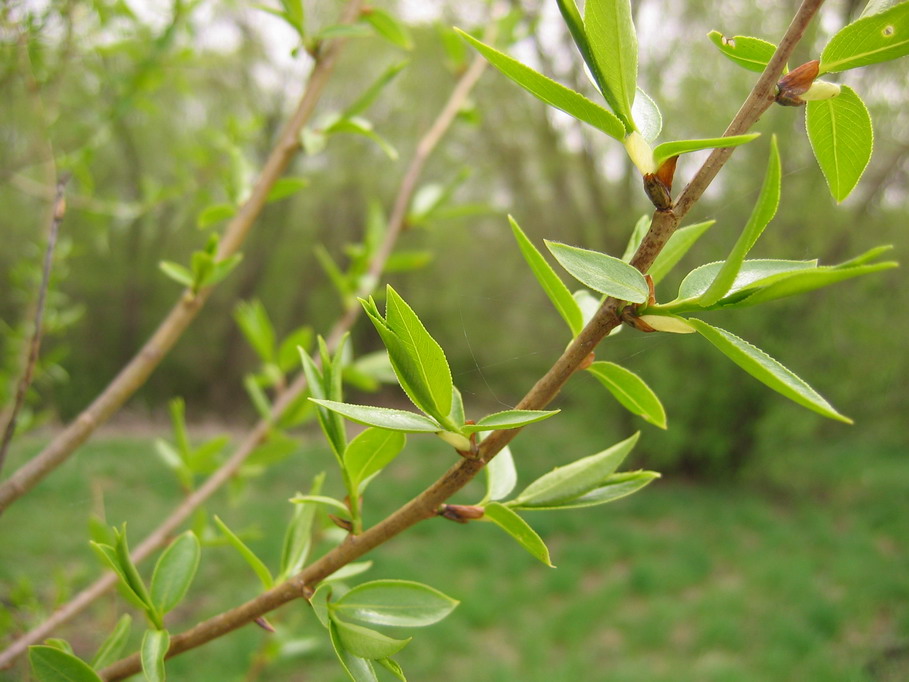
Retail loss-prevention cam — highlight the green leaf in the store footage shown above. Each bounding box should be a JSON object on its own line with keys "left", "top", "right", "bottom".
{"left": 632, "top": 88, "right": 662, "bottom": 142}
{"left": 91, "top": 614, "right": 132, "bottom": 670}
{"left": 461, "top": 409, "right": 560, "bottom": 433}
{"left": 672, "top": 259, "right": 816, "bottom": 308}
{"left": 266, "top": 177, "right": 309, "bottom": 202}
{"left": 290, "top": 494, "right": 352, "bottom": 518}
{"left": 328, "top": 117, "right": 398, "bottom": 160}
{"left": 280, "top": 472, "right": 325, "bottom": 580}
{"left": 310, "top": 399, "right": 441, "bottom": 433}
{"left": 328, "top": 621, "right": 379, "bottom": 682}
{"left": 698, "top": 136, "right": 781, "bottom": 306}
{"left": 584, "top": 0, "right": 638, "bottom": 130}
{"left": 819, "top": 2, "right": 909, "bottom": 73}
{"left": 333, "top": 580, "right": 459, "bottom": 627}
{"left": 234, "top": 300, "right": 276, "bottom": 364}
{"left": 331, "top": 619, "right": 410, "bottom": 660}
{"left": 300, "top": 343, "right": 347, "bottom": 459}
{"left": 111, "top": 526, "right": 155, "bottom": 619}
{"left": 586, "top": 361, "right": 666, "bottom": 428}
{"left": 150, "top": 532, "right": 200, "bottom": 615}
{"left": 89, "top": 542, "right": 150, "bottom": 613}
{"left": 28, "top": 646, "right": 102, "bottom": 682}
{"left": 686, "top": 318, "right": 852, "bottom": 423}
{"left": 652, "top": 133, "right": 760, "bottom": 169}
{"left": 511, "top": 433, "right": 641, "bottom": 508}
{"left": 648, "top": 220, "right": 715, "bottom": 285}
{"left": 213, "top": 516, "right": 274, "bottom": 590}
{"left": 733, "top": 261, "right": 897, "bottom": 307}
{"left": 199, "top": 253, "right": 242, "bottom": 289}
{"left": 861, "top": 0, "right": 904, "bottom": 18}
{"left": 526, "top": 470, "right": 660, "bottom": 509}
{"left": 707, "top": 31, "right": 777, "bottom": 72}
{"left": 482, "top": 502, "right": 554, "bottom": 567}
{"left": 806, "top": 85, "right": 874, "bottom": 202}
{"left": 545, "top": 241, "right": 650, "bottom": 303}
{"left": 344, "top": 61, "right": 409, "bottom": 118}
{"left": 344, "top": 427, "right": 407, "bottom": 491}
{"left": 361, "top": 8, "right": 413, "bottom": 50}
{"left": 621, "top": 214, "right": 651, "bottom": 262}
{"left": 509, "top": 216, "right": 584, "bottom": 336}
{"left": 324, "top": 561, "right": 374, "bottom": 584}
{"left": 483, "top": 442, "right": 517, "bottom": 503}
{"left": 158, "top": 261, "right": 194, "bottom": 288}
{"left": 310, "top": 583, "right": 332, "bottom": 629}
{"left": 455, "top": 30, "right": 625, "bottom": 141}
{"left": 377, "top": 658, "right": 407, "bottom": 682}
{"left": 196, "top": 203, "right": 237, "bottom": 229}
{"left": 141, "top": 629, "right": 169, "bottom": 682}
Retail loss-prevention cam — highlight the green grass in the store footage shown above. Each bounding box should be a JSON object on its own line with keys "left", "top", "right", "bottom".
{"left": 1, "top": 429, "right": 907, "bottom": 681}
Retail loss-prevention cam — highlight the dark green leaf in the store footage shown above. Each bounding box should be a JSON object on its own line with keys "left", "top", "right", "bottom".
{"left": 333, "top": 580, "right": 459, "bottom": 627}
{"left": 820, "top": 2, "right": 909, "bottom": 73}
{"left": 28, "top": 646, "right": 102, "bottom": 682}
{"left": 546, "top": 241, "right": 650, "bottom": 303}
{"left": 482, "top": 502, "right": 554, "bottom": 567}
{"left": 150, "top": 532, "right": 200, "bottom": 615}
{"left": 586, "top": 361, "right": 666, "bottom": 428}
{"left": 707, "top": 31, "right": 777, "bottom": 72}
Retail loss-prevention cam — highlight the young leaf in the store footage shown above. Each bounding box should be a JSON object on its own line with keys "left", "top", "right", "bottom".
{"left": 648, "top": 220, "right": 715, "bottom": 285}
{"left": 583, "top": 0, "right": 638, "bottom": 130}
{"left": 150, "top": 531, "right": 200, "bottom": 615}
{"left": 806, "top": 86, "right": 874, "bottom": 202}
{"left": 461, "top": 409, "right": 560, "bottom": 434}
{"left": 586, "top": 361, "right": 666, "bottom": 428}
{"left": 698, "top": 136, "right": 781, "bottom": 306}
{"left": 652, "top": 133, "right": 760, "bottom": 169}
{"left": 377, "top": 657, "right": 407, "bottom": 682}
{"left": 328, "top": 621, "right": 380, "bottom": 682}
{"left": 819, "top": 2, "right": 909, "bottom": 73}
{"left": 89, "top": 542, "right": 150, "bottom": 613}
{"left": 141, "top": 629, "right": 169, "bottom": 682}
{"left": 266, "top": 177, "right": 309, "bottom": 202}
{"left": 280, "top": 472, "right": 325, "bottom": 580}
{"left": 91, "top": 614, "right": 132, "bottom": 670}
{"left": 324, "top": 561, "right": 374, "bottom": 584}
{"left": 510, "top": 216, "right": 584, "bottom": 336}
{"left": 331, "top": 619, "right": 411, "bottom": 660}
{"left": 686, "top": 318, "right": 852, "bottom": 423}
{"left": 523, "top": 470, "right": 660, "bottom": 509}
{"left": 200, "top": 253, "right": 243, "bottom": 288}
{"left": 290, "top": 495, "right": 352, "bottom": 518}
{"left": 111, "top": 526, "right": 155, "bottom": 617}
{"left": 28, "top": 646, "right": 102, "bottom": 682}
{"left": 196, "top": 203, "right": 237, "bottom": 229}
{"left": 234, "top": 300, "right": 276, "bottom": 364}
{"left": 621, "top": 214, "right": 651, "bottom": 262}
{"left": 344, "top": 427, "right": 407, "bottom": 491}
{"left": 707, "top": 31, "right": 777, "bottom": 72}
{"left": 333, "top": 580, "right": 459, "bottom": 627}
{"left": 328, "top": 117, "right": 399, "bottom": 161}
{"left": 361, "top": 8, "right": 413, "bottom": 50}
{"left": 344, "top": 61, "right": 409, "bottom": 119}
{"left": 213, "top": 516, "right": 274, "bottom": 590}
{"left": 545, "top": 241, "right": 650, "bottom": 303}
{"left": 510, "top": 433, "right": 641, "bottom": 508}
{"left": 455, "top": 30, "right": 625, "bottom": 141}
{"left": 671, "top": 259, "right": 816, "bottom": 308}
{"left": 732, "top": 261, "right": 897, "bottom": 307}
{"left": 309, "top": 399, "right": 442, "bottom": 433}
{"left": 482, "top": 502, "right": 554, "bottom": 567}
{"left": 300, "top": 343, "right": 347, "bottom": 459}
{"left": 158, "top": 261, "right": 194, "bottom": 288}
{"left": 632, "top": 88, "right": 662, "bottom": 142}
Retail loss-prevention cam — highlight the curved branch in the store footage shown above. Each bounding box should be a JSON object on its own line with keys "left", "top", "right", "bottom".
{"left": 99, "top": 1, "right": 825, "bottom": 678}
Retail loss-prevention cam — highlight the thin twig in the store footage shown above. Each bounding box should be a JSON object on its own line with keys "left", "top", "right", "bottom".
{"left": 99, "top": 2, "right": 825, "bottom": 678}
{"left": 0, "top": 0, "right": 365, "bottom": 515}
{"left": 0, "top": 41, "right": 490, "bottom": 670}
{"left": 0, "top": 176, "right": 69, "bottom": 477}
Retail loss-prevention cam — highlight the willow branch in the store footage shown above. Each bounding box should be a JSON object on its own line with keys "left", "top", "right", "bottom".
{"left": 98, "top": 2, "right": 825, "bottom": 677}
{"left": 0, "top": 45, "right": 489, "bottom": 671}
{"left": 0, "top": 0, "right": 365, "bottom": 514}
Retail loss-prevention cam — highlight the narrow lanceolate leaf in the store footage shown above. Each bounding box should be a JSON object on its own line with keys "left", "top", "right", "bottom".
{"left": 331, "top": 619, "right": 411, "bottom": 660}
{"left": 586, "top": 361, "right": 666, "bottom": 429}
{"left": 89, "top": 542, "right": 149, "bottom": 612}
{"left": 648, "top": 220, "right": 715, "bottom": 285}
{"left": 511, "top": 433, "right": 640, "bottom": 508}
{"left": 819, "top": 2, "right": 909, "bottom": 73}
{"left": 529, "top": 471, "right": 660, "bottom": 509}
{"left": 290, "top": 495, "right": 352, "bottom": 517}
{"left": 455, "top": 30, "right": 625, "bottom": 141}
{"left": 707, "top": 31, "right": 777, "bottom": 72}
{"left": 652, "top": 134, "right": 759, "bottom": 169}
{"left": 584, "top": 0, "right": 638, "bottom": 130}
{"left": 150, "top": 532, "right": 200, "bottom": 615}
{"left": 482, "top": 502, "right": 554, "bottom": 567}
{"left": 806, "top": 86, "right": 873, "bottom": 202}
{"left": 280, "top": 472, "right": 324, "bottom": 580}
{"left": 734, "top": 261, "right": 897, "bottom": 307}
{"left": 546, "top": 241, "right": 650, "bottom": 303}
{"left": 672, "top": 259, "right": 817, "bottom": 308}
{"left": 622, "top": 214, "right": 651, "bottom": 262}
{"left": 556, "top": 0, "right": 614, "bottom": 118}
{"left": 328, "top": 621, "right": 379, "bottom": 682}
{"left": 361, "top": 8, "right": 413, "bottom": 50}
{"left": 28, "top": 646, "right": 103, "bottom": 682}
{"left": 461, "top": 409, "right": 560, "bottom": 434}
{"left": 299, "top": 344, "right": 346, "bottom": 459}
{"left": 699, "top": 136, "right": 781, "bottom": 306}
{"left": 510, "top": 216, "right": 584, "bottom": 336}
{"left": 309, "top": 400, "right": 441, "bottom": 433}
{"left": 344, "top": 428, "right": 407, "bottom": 490}
{"left": 484, "top": 442, "right": 517, "bottom": 502}
{"left": 333, "top": 580, "right": 459, "bottom": 627}
{"left": 141, "top": 629, "right": 170, "bottom": 682}
{"left": 213, "top": 516, "right": 274, "bottom": 590}
{"left": 686, "top": 318, "right": 852, "bottom": 423}
{"left": 91, "top": 614, "right": 132, "bottom": 670}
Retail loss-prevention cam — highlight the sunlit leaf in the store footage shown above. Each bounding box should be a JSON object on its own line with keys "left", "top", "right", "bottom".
{"left": 820, "top": 2, "right": 909, "bottom": 73}
{"left": 461, "top": 409, "right": 560, "bottom": 434}
{"left": 632, "top": 88, "right": 662, "bottom": 141}
{"left": 280, "top": 472, "right": 325, "bottom": 580}
{"left": 309, "top": 399, "right": 441, "bottom": 433}
{"left": 546, "top": 241, "right": 650, "bottom": 303}
{"left": 483, "top": 441, "right": 517, "bottom": 503}
{"left": 343, "top": 428, "right": 407, "bottom": 490}
{"left": 333, "top": 580, "right": 459, "bottom": 627}
{"left": 707, "top": 31, "right": 777, "bottom": 72}
{"left": 652, "top": 133, "right": 760, "bottom": 169}
{"left": 584, "top": 0, "right": 638, "bottom": 130}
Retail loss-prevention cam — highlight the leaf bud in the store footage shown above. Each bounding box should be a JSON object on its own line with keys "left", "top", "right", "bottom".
{"left": 800, "top": 80, "right": 841, "bottom": 102}
{"left": 439, "top": 504, "right": 486, "bottom": 523}
{"left": 436, "top": 430, "right": 472, "bottom": 452}
{"left": 775, "top": 60, "right": 820, "bottom": 107}
{"left": 623, "top": 131, "right": 657, "bottom": 175}
{"left": 636, "top": 314, "right": 696, "bottom": 334}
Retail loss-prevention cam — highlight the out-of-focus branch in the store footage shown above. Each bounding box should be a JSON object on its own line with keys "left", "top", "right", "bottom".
{"left": 0, "top": 38, "right": 490, "bottom": 671}
{"left": 0, "top": 0, "right": 365, "bottom": 514}
{"left": 99, "top": 2, "right": 825, "bottom": 678}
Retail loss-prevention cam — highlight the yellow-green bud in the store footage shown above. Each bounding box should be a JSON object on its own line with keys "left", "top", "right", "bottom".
{"left": 436, "top": 430, "right": 472, "bottom": 451}
{"left": 800, "top": 80, "right": 842, "bottom": 102}
{"left": 636, "top": 315, "right": 695, "bottom": 334}
{"left": 623, "top": 131, "right": 656, "bottom": 175}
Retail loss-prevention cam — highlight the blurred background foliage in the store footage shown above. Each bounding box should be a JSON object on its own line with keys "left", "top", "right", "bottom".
{"left": 1, "top": 0, "right": 906, "bottom": 480}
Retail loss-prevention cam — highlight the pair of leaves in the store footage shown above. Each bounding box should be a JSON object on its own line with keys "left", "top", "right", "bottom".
{"left": 159, "top": 234, "right": 242, "bottom": 293}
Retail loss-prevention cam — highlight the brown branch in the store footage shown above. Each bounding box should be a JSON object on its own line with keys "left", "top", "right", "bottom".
{"left": 0, "top": 44, "right": 490, "bottom": 670}
{"left": 98, "top": 2, "right": 825, "bottom": 678}
{"left": 0, "top": 176, "right": 68, "bottom": 477}
{"left": 0, "top": 0, "right": 366, "bottom": 515}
